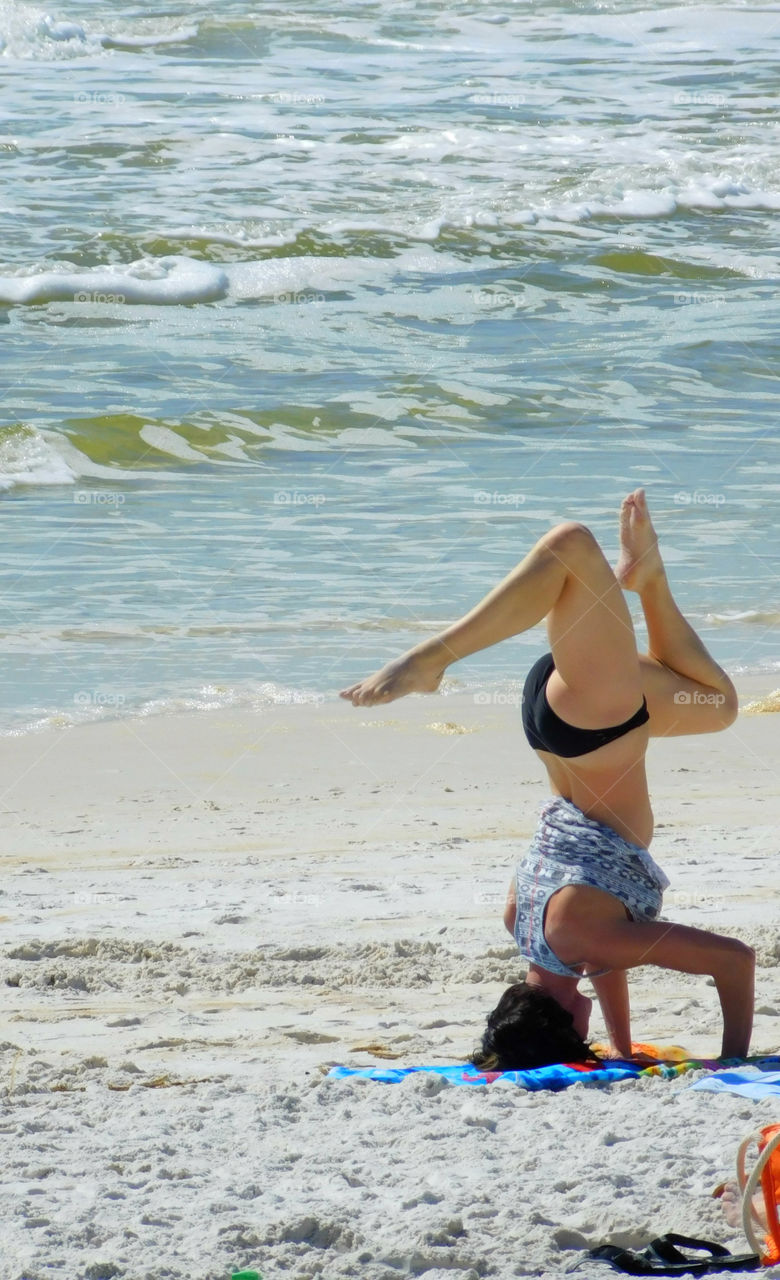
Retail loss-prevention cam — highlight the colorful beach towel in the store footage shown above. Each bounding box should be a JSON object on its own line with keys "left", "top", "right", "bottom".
{"left": 328, "top": 1051, "right": 780, "bottom": 1093}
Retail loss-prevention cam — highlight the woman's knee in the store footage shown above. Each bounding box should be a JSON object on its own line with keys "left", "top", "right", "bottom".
{"left": 542, "top": 521, "right": 600, "bottom": 565}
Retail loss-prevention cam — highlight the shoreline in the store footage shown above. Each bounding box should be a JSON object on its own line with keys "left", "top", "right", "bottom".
{"left": 2, "top": 666, "right": 777, "bottom": 740}
{"left": 1, "top": 672, "right": 777, "bottom": 857}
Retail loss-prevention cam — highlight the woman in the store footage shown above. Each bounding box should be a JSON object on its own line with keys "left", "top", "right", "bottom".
{"left": 340, "top": 490, "right": 754, "bottom": 1067}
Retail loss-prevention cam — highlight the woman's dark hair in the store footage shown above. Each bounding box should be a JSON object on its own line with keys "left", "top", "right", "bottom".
{"left": 469, "top": 982, "right": 600, "bottom": 1071}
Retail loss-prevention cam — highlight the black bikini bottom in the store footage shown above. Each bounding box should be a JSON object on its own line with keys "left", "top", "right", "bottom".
{"left": 521, "top": 651, "right": 649, "bottom": 759}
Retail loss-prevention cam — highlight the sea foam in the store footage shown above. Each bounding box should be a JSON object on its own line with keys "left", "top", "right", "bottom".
{"left": 0, "top": 424, "right": 76, "bottom": 490}
{"left": 0, "top": 6, "right": 197, "bottom": 57}
{"left": 0, "top": 257, "right": 229, "bottom": 306}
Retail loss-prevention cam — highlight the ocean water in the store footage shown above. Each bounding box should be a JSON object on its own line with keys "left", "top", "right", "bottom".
{"left": 1, "top": 0, "right": 778, "bottom": 733}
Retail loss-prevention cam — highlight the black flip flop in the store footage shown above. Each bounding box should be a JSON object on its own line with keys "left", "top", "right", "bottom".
{"left": 585, "top": 1233, "right": 761, "bottom": 1275}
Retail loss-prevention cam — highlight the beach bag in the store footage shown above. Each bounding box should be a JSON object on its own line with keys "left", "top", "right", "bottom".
{"left": 736, "top": 1123, "right": 780, "bottom": 1265}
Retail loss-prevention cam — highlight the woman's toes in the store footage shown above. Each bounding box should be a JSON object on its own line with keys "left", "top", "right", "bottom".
{"left": 716, "top": 1180, "right": 742, "bottom": 1229}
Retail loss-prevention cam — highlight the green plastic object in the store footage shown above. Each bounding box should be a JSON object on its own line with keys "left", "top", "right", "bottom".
{"left": 231, "top": 1272, "right": 262, "bottom": 1280}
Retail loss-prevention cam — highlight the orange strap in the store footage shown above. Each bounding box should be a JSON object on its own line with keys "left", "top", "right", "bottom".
{"left": 758, "top": 1125, "right": 780, "bottom": 1264}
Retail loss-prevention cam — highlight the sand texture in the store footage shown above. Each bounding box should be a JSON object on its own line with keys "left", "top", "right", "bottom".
{"left": 0, "top": 682, "right": 778, "bottom": 1279}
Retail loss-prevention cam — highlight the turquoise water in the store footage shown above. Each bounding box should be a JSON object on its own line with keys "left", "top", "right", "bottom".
{"left": 1, "top": 0, "right": 778, "bottom": 731}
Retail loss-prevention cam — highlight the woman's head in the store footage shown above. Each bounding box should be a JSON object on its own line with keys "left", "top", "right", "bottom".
{"left": 470, "top": 981, "right": 599, "bottom": 1071}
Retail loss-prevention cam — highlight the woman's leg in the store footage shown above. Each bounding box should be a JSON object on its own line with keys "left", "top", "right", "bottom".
{"left": 341, "top": 519, "right": 642, "bottom": 718}
{"left": 616, "top": 490, "right": 738, "bottom": 734}
{"left": 542, "top": 524, "right": 643, "bottom": 728}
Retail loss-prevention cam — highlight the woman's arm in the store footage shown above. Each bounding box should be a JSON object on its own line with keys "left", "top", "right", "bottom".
{"left": 589, "top": 969, "right": 632, "bottom": 1058}
{"left": 503, "top": 879, "right": 516, "bottom": 937}
{"left": 573, "top": 917, "right": 754, "bottom": 1059}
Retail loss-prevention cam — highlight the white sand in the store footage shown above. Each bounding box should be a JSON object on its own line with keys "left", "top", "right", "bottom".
{"left": 1, "top": 679, "right": 779, "bottom": 1280}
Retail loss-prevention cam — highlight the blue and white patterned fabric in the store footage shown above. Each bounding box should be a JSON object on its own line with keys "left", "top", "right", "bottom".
{"left": 514, "top": 796, "right": 670, "bottom": 978}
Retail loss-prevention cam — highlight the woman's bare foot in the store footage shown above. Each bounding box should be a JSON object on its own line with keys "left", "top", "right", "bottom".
{"left": 614, "top": 488, "right": 666, "bottom": 593}
{"left": 339, "top": 649, "right": 446, "bottom": 707}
